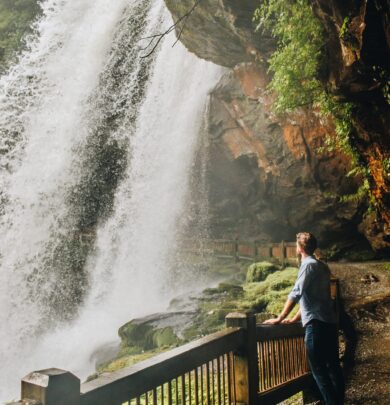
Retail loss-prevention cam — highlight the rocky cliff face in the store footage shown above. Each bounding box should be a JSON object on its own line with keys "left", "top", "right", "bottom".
{"left": 165, "top": 0, "right": 389, "bottom": 253}
{"left": 311, "top": 0, "right": 390, "bottom": 251}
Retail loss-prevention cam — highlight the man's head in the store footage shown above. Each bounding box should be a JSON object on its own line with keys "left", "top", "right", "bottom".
{"left": 296, "top": 232, "right": 317, "bottom": 256}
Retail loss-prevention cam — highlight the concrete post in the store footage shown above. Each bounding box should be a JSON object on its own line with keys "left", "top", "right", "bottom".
{"left": 21, "top": 369, "right": 80, "bottom": 405}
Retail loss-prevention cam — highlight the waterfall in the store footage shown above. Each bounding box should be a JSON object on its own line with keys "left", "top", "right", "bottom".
{"left": 0, "top": 0, "right": 221, "bottom": 401}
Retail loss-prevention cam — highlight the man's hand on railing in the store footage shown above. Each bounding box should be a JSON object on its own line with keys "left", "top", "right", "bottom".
{"left": 263, "top": 298, "right": 297, "bottom": 325}
{"left": 263, "top": 317, "right": 282, "bottom": 325}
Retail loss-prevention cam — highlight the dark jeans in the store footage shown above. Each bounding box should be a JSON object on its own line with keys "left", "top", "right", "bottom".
{"left": 305, "top": 319, "right": 345, "bottom": 405}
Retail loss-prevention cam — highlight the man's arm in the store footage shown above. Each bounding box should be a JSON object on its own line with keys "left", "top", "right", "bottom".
{"left": 263, "top": 298, "right": 296, "bottom": 324}
{"left": 264, "top": 264, "right": 311, "bottom": 325}
{"left": 282, "top": 307, "right": 301, "bottom": 324}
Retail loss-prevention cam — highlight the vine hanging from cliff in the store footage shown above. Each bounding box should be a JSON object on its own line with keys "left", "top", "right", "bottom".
{"left": 254, "top": 0, "right": 373, "bottom": 206}
{"left": 254, "top": 0, "right": 324, "bottom": 113}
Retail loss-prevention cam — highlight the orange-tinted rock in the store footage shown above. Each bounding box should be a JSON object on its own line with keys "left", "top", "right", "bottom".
{"left": 165, "top": 0, "right": 390, "bottom": 252}
{"left": 206, "top": 70, "right": 363, "bottom": 246}
{"left": 233, "top": 63, "right": 268, "bottom": 100}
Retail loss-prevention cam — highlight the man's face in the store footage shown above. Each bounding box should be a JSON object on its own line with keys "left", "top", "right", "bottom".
{"left": 296, "top": 242, "right": 302, "bottom": 255}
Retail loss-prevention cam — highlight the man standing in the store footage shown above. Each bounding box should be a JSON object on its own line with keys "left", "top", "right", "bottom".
{"left": 264, "top": 232, "right": 345, "bottom": 405}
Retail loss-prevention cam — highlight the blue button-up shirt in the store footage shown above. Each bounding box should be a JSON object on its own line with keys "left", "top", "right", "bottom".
{"left": 288, "top": 256, "right": 337, "bottom": 327}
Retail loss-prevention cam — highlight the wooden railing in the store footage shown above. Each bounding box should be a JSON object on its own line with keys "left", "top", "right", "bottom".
{"left": 11, "top": 313, "right": 316, "bottom": 405}
{"left": 181, "top": 239, "right": 297, "bottom": 266}
{"left": 257, "top": 324, "right": 310, "bottom": 403}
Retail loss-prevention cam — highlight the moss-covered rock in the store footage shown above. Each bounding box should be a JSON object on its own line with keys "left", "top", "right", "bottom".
{"left": 119, "top": 321, "right": 154, "bottom": 349}
{"left": 97, "top": 259, "right": 301, "bottom": 376}
{"left": 152, "top": 327, "right": 178, "bottom": 348}
{"left": 241, "top": 267, "right": 298, "bottom": 314}
{"left": 118, "top": 314, "right": 184, "bottom": 352}
{"left": 246, "top": 261, "right": 279, "bottom": 283}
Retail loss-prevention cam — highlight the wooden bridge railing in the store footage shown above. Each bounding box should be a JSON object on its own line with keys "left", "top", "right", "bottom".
{"left": 12, "top": 313, "right": 316, "bottom": 405}
{"left": 181, "top": 239, "right": 298, "bottom": 266}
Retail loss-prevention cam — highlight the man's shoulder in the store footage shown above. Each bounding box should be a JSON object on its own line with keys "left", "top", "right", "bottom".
{"left": 301, "top": 257, "right": 328, "bottom": 272}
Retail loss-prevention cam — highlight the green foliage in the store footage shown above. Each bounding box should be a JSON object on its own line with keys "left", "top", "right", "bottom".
{"left": 383, "top": 157, "right": 390, "bottom": 176}
{"left": 0, "top": 0, "right": 40, "bottom": 69}
{"left": 316, "top": 92, "right": 358, "bottom": 160}
{"left": 339, "top": 16, "right": 360, "bottom": 50}
{"left": 383, "top": 263, "right": 390, "bottom": 271}
{"left": 254, "top": 0, "right": 324, "bottom": 113}
{"left": 339, "top": 17, "right": 351, "bottom": 40}
{"left": 246, "top": 261, "right": 279, "bottom": 282}
{"left": 254, "top": 0, "right": 375, "bottom": 206}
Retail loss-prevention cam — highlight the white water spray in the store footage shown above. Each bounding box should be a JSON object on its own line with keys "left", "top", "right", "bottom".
{"left": 0, "top": 0, "right": 221, "bottom": 401}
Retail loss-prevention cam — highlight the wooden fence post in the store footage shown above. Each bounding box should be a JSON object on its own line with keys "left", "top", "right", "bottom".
{"left": 253, "top": 241, "right": 258, "bottom": 261}
{"left": 234, "top": 239, "right": 239, "bottom": 262}
{"left": 225, "top": 312, "right": 259, "bottom": 405}
{"left": 21, "top": 369, "right": 80, "bottom": 405}
{"left": 280, "top": 240, "right": 286, "bottom": 268}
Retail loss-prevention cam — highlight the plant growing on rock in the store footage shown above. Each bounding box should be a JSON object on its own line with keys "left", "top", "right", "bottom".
{"left": 254, "top": 0, "right": 374, "bottom": 208}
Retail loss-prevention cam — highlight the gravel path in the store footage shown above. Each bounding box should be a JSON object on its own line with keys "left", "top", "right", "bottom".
{"left": 329, "top": 262, "right": 390, "bottom": 405}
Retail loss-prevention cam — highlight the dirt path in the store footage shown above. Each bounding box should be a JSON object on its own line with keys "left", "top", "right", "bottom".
{"left": 329, "top": 262, "right": 390, "bottom": 405}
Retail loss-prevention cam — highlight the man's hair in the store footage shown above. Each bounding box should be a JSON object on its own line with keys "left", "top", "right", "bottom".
{"left": 296, "top": 232, "right": 317, "bottom": 255}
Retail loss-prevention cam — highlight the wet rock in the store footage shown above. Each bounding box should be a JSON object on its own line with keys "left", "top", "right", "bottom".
{"left": 164, "top": 0, "right": 274, "bottom": 67}
{"left": 118, "top": 312, "right": 194, "bottom": 350}
{"left": 206, "top": 67, "right": 364, "bottom": 246}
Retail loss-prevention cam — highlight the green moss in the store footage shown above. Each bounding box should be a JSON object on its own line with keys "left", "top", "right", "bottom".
{"left": 242, "top": 267, "right": 298, "bottom": 314}
{"left": 119, "top": 321, "right": 154, "bottom": 349}
{"left": 246, "top": 261, "right": 279, "bottom": 282}
{"left": 382, "top": 263, "right": 390, "bottom": 271}
{"left": 97, "top": 349, "right": 163, "bottom": 374}
{"left": 152, "top": 327, "right": 179, "bottom": 348}
{"left": 118, "top": 321, "right": 181, "bottom": 351}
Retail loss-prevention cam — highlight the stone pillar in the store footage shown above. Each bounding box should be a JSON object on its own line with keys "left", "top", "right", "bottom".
{"left": 21, "top": 369, "right": 80, "bottom": 405}
{"left": 225, "top": 312, "right": 259, "bottom": 405}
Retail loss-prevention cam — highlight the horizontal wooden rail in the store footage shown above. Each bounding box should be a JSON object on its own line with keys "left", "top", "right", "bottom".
{"left": 256, "top": 323, "right": 305, "bottom": 341}
{"left": 80, "top": 328, "right": 243, "bottom": 405}
{"left": 258, "top": 374, "right": 313, "bottom": 404}
{"left": 181, "top": 238, "right": 299, "bottom": 265}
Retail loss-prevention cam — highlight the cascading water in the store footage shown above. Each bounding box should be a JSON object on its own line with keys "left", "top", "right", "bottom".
{"left": 0, "top": 0, "right": 221, "bottom": 401}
